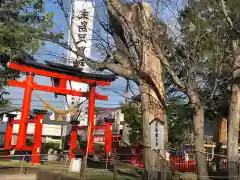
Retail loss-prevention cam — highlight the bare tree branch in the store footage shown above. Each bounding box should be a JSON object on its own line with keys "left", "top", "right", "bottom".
{"left": 35, "top": 34, "right": 77, "bottom": 54}
{"left": 106, "top": 0, "right": 141, "bottom": 59}
{"left": 220, "top": 0, "right": 234, "bottom": 29}
{"left": 154, "top": 45, "right": 185, "bottom": 89}
{"left": 85, "top": 56, "right": 139, "bottom": 84}
{"left": 56, "top": 0, "right": 80, "bottom": 53}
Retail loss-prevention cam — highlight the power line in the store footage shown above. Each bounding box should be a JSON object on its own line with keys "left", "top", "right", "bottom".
{"left": 10, "top": 104, "right": 62, "bottom": 108}
{"left": 9, "top": 102, "right": 121, "bottom": 106}
{"left": 6, "top": 98, "right": 64, "bottom": 103}
{"left": 7, "top": 88, "right": 129, "bottom": 99}
{"left": 6, "top": 92, "right": 62, "bottom": 96}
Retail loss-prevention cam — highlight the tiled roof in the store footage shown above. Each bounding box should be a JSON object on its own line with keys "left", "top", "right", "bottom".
{"left": 0, "top": 105, "right": 20, "bottom": 115}
{"left": 95, "top": 107, "right": 121, "bottom": 112}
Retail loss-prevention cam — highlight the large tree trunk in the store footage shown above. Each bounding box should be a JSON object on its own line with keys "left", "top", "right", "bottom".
{"left": 164, "top": 114, "right": 168, "bottom": 147}
{"left": 187, "top": 89, "right": 209, "bottom": 180}
{"left": 228, "top": 41, "right": 240, "bottom": 180}
{"left": 227, "top": 84, "right": 240, "bottom": 179}
{"left": 140, "top": 82, "right": 165, "bottom": 180}
{"left": 140, "top": 97, "right": 161, "bottom": 180}
{"left": 140, "top": 46, "right": 165, "bottom": 180}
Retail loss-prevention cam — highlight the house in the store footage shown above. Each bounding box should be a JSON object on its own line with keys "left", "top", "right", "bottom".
{"left": 0, "top": 106, "right": 71, "bottom": 147}
{"left": 0, "top": 106, "right": 20, "bottom": 147}
{"left": 0, "top": 105, "right": 20, "bottom": 122}
{"left": 0, "top": 121, "right": 7, "bottom": 147}
{"left": 95, "top": 107, "right": 124, "bottom": 135}
{"left": 0, "top": 105, "right": 126, "bottom": 150}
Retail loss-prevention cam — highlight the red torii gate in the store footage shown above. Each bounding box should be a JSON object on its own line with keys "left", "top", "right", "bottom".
{"left": 69, "top": 118, "right": 114, "bottom": 159}
{"left": 5, "top": 58, "right": 117, "bottom": 163}
{"left": 4, "top": 110, "right": 45, "bottom": 163}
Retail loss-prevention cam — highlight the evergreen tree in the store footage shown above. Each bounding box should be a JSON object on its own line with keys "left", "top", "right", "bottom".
{"left": 121, "top": 102, "right": 142, "bottom": 145}
{"left": 121, "top": 96, "right": 193, "bottom": 149}
{"left": 0, "top": 0, "right": 62, "bottom": 106}
{"left": 170, "top": 0, "right": 240, "bottom": 176}
{"left": 166, "top": 95, "right": 193, "bottom": 149}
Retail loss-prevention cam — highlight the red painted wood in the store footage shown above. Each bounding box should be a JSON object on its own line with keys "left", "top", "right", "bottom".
{"left": 31, "top": 114, "right": 44, "bottom": 164}
{"left": 69, "top": 126, "right": 78, "bottom": 160}
{"left": 23, "top": 146, "right": 33, "bottom": 151}
{"left": 75, "top": 126, "right": 106, "bottom": 130}
{"left": 11, "top": 119, "right": 35, "bottom": 124}
{"left": 15, "top": 74, "right": 34, "bottom": 150}
{"left": 88, "top": 85, "right": 96, "bottom": 154}
{"left": 59, "top": 79, "right": 66, "bottom": 89}
{"left": 8, "top": 80, "right": 108, "bottom": 100}
{"left": 105, "top": 122, "right": 112, "bottom": 153}
{"left": 8, "top": 62, "right": 111, "bottom": 86}
{"left": 4, "top": 118, "right": 14, "bottom": 149}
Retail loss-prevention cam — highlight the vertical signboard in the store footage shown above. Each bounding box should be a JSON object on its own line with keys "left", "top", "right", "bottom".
{"left": 68, "top": 0, "right": 94, "bottom": 68}
{"left": 150, "top": 120, "right": 164, "bottom": 150}
{"left": 66, "top": 0, "right": 95, "bottom": 122}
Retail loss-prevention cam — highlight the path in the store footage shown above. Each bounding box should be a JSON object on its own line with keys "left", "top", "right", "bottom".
{"left": 1, "top": 174, "right": 36, "bottom": 180}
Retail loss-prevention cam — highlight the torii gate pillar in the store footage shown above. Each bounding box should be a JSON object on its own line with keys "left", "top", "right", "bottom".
{"left": 31, "top": 113, "right": 44, "bottom": 164}
{"left": 88, "top": 85, "right": 96, "bottom": 154}
{"left": 16, "top": 73, "right": 34, "bottom": 150}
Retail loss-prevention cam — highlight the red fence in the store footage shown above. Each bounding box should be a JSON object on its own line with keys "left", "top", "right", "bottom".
{"left": 122, "top": 150, "right": 228, "bottom": 173}
{"left": 0, "top": 147, "right": 229, "bottom": 174}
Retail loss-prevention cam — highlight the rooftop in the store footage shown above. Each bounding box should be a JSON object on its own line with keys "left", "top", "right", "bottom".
{"left": 0, "top": 105, "right": 20, "bottom": 115}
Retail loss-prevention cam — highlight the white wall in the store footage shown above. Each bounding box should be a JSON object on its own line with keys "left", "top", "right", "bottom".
{"left": 12, "top": 124, "right": 63, "bottom": 137}
{"left": 1, "top": 112, "right": 19, "bottom": 122}
{"left": 109, "top": 109, "right": 124, "bottom": 131}
{"left": 95, "top": 108, "right": 125, "bottom": 131}
{"left": 2, "top": 111, "right": 67, "bottom": 137}
{"left": 114, "top": 109, "right": 124, "bottom": 130}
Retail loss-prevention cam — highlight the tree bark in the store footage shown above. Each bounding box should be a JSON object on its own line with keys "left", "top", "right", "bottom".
{"left": 187, "top": 89, "right": 209, "bottom": 180}
{"left": 164, "top": 114, "right": 168, "bottom": 147}
{"left": 140, "top": 83, "right": 163, "bottom": 180}
{"left": 140, "top": 45, "right": 165, "bottom": 180}
{"left": 227, "top": 84, "right": 240, "bottom": 180}
{"left": 228, "top": 41, "right": 240, "bottom": 180}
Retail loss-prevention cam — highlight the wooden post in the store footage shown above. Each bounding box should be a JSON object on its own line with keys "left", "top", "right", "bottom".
{"left": 4, "top": 114, "right": 16, "bottom": 149}
{"left": 16, "top": 73, "right": 34, "bottom": 150}
{"left": 80, "top": 155, "right": 86, "bottom": 178}
{"left": 228, "top": 40, "right": 240, "bottom": 180}
{"left": 113, "top": 154, "right": 118, "bottom": 180}
{"left": 69, "top": 125, "right": 78, "bottom": 160}
{"left": 105, "top": 122, "right": 112, "bottom": 154}
{"left": 88, "top": 85, "right": 96, "bottom": 153}
{"left": 31, "top": 113, "right": 44, "bottom": 164}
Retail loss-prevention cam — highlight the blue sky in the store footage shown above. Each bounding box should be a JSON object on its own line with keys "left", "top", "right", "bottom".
{"left": 5, "top": 0, "right": 138, "bottom": 110}
{"left": 5, "top": 0, "right": 182, "bottom": 110}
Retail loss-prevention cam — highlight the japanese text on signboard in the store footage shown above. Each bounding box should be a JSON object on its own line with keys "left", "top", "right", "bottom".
{"left": 76, "top": 9, "right": 89, "bottom": 67}
{"left": 155, "top": 122, "right": 159, "bottom": 146}
{"left": 94, "top": 136, "right": 105, "bottom": 143}
{"left": 150, "top": 120, "right": 164, "bottom": 150}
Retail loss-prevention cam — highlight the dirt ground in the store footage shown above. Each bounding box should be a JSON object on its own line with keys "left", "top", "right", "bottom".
{"left": 1, "top": 174, "right": 36, "bottom": 180}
